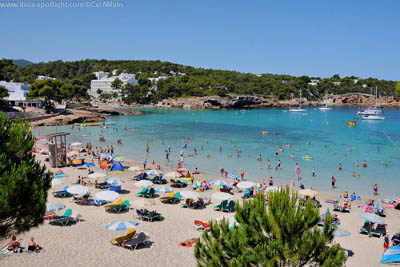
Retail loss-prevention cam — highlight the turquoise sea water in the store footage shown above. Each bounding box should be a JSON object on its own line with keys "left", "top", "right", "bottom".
{"left": 36, "top": 107, "right": 400, "bottom": 197}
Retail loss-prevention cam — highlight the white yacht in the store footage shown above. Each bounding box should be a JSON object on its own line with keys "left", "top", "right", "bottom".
{"left": 357, "top": 87, "right": 384, "bottom": 118}
{"left": 361, "top": 114, "right": 385, "bottom": 120}
{"left": 289, "top": 90, "right": 307, "bottom": 112}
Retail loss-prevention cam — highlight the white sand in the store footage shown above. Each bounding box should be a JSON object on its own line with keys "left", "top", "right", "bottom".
{"left": 2, "top": 140, "right": 399, "bottom": 267}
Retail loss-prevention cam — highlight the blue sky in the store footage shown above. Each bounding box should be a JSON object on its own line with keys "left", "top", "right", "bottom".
{"left": 0, "top": 0, "right": 399, "bottom": 80}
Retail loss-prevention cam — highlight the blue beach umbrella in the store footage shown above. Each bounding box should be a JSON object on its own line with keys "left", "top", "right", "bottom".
{"left": 228, "top": 173, "right": 240, "bottom": 179}
{"left": 106, "top": 220, "right": 139, "bottom": 231}
{"left": 211, "top": 180, "right": 228, "bottom": 186}
{"left": 155, "top": 186, "right": 172, "bottom": 193}
{"left": 374, "top": 201, "right": 382, "bottom": 212}
{"left": 360, "top": 213, "right": 385, "bottom": 225}
{"left": 381, "top": 246, "right": 400, "bottom": 264}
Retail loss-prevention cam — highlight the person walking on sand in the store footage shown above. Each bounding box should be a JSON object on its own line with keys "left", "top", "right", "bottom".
{"left": 331, "top": 176, "right": 336, "bottom": 189}
{"left": 143, "top": 159, "right": 147, "bottom": 170}
{"left": 374, "top": 184, "right": 379, "bottom": 195}
{"left": 240, "top": 170, "right": 245, "bottom": 180}
{"left": 267, "top": 158, "right": 270, "bottom": 169}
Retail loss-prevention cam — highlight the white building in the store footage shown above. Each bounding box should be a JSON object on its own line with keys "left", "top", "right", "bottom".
{"left": 90, "top": 70, "right": 138, "bottom": 98}
{"left": 37, "top": 75, "right": 56, "bottom": 80}
{"left": 148, "top": 75, "right": 169, "bottom": 84}
{"left": 0, "top": 81, "right": 30, "bottom": 101}
{"left": 308, "top": 79, "right": 320, "bottom": 86}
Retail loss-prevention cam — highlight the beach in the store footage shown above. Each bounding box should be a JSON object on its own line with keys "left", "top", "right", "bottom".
{"left": 3, "top": 107, "right": 400, "bottom": 267}
{"left": 2, "top": 134, "right": 400, "bottom": 267}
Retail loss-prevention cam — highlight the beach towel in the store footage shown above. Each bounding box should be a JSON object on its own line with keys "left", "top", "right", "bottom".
{"left": 325, "top": 200, "right": 335, "bottom": 204}
{"left": 85, "top": 162, "right": 95, "bottom": 167}
{"left": 54, "top": 174, "right": 65, "bottom": 178}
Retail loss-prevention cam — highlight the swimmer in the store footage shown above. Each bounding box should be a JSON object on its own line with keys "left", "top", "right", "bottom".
{"left": 338, "top": 163, "right": 342, "bottom": 171}
{"left": 355, "top": 160, "right": 359, "bottom": 167}
{"left": 362, "top": 160, "right": 367, "bottom": 168}
{"left": 257, "top": 154, "right": 262, "bottom": 161}
{"left": 312, "top": 168, "right": 316, "bottom": 177}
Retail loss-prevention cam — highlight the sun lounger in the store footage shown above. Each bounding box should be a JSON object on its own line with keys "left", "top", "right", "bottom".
{"left": 171, "top": 180, "right": 187, "bottom": 188}
{"left": 222, "top": 200, "right": 235, "bottom": 212}
{"left": 135, "top": 173, "right": 148, "bottom": 181}
{"left": 333, "top": 200, "right": 351, "bottom": 212}
{"left": 161, "top": 192, "right": 181, "bottom": 204}
{"left": 91, "top": 199, "right": 108, "bottom": 206}
{"left": 136, "top": 187, "right": 149, "bottom": 197}
{"left": 104, "top": 199, "right": 123, "bottom": 209}
{"left": 371, "top": 224, "right": 386, "bottom": 238}
{"left": 110, "top": 229, "right": 136, "bottom": 246}
{"left": 359, "top": 220, "right": 373, "bottom": 235}
{"left": 214, "top": 200, "right": 228, "bottom": 211}
{"left": 152, "top": 176, "right": 167, "bottom": 184}
{"left": 52, "top": 186, "right": 72, "bottom": 198}
{"left": 160, "top": 192, "right": 175, "bottom": 202}
{"left": 123, "top": 232, "right": 149, "bottom": 250}
{"left": 143, "top": 188, "right": 155, "bottom": 198}
{"left": 136, "top": 209, "right": 162, "bottom": 222}
{"left": 107, "top": 200, "right": 130, "bottom": 213}
{"left": 95, "top": 182, "right": 110, "bottom": 189}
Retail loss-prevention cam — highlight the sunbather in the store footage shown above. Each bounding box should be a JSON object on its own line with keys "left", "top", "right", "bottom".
{"left": 8, "top": 236, "right": 22, "bottom": 253}
{"left": 179, "top": 238, "right": 198, "bottom": 248}
{"left": 27, "top": 237, "right": 42, "bottom": 253}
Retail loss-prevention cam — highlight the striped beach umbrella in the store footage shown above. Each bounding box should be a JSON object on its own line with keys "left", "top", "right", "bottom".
{"left": 106, "top": 220, "right": 139, "bottom": 231}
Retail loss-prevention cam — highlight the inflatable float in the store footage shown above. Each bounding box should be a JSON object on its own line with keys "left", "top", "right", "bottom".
{"left": 302, "top": 156, "right": 313, "bottom": 160}
{"left": 347, "top": 121, "right": 356, "bottom": 127}
{"left": 261, "top": 131, "right": 269, "bottom": 134}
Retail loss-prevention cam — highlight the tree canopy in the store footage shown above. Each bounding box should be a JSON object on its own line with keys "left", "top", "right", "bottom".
{"left": 0, "top": 85, "right": 9, "bottom": 99}
{"left": 0, "top": 58, "right": 398, "bottom": 104}
{"left": 0, "top": 112, "right": 51, "bottom": 237}
{"left": 194, "top": 189, "right": 346, "bottom": 266}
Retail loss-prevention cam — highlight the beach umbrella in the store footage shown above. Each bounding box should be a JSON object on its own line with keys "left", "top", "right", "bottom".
{"left": 133, "top": 199, "right": 155, "bottom": 208}
{"left": 67, "top": 185, "right": 88, "bottom": 195}
{"left": 95, "top": 191, "right": 119, "bottom": 202}
{"left": 106, "top": 220, "right": 139, "bottom": 231}
{"left": 298, "top": 188, "right": 318, "bottom": 198}
{"left": 374, "top": 201, "right": 382, "bottom": 211}
{"left": 51, "top": 179, "right": 64, "bottom": 187}
{"left": 165, "top": 171, "right": 181, "bottom": 178}
{"left": 216, "top": 216, "right": 237, "bottom": 228}
{"left": 114, "top": 156, "right": 124, "bottom": 162}
{"left": 105, "top": 177, "right": 125, "bottom": 185}
{"left": 360, "top": 213, "right": 385, "bottom": 224}
{"left": 155, "top": 186, "right": 172, "bottom": 193}
{"left": 265, "top": 186, "right": 279, "bottom": 193}
{"left": 128, "top": 166, "right": 141, "bottom": 172}
{"left": 46, "top": 202, "right": 65, "bottom": 212}
{"left": 70, "top": 142, "right": 82, "bottom": 150}
{"left": 236, "top": 181, "right": 256, "bottom": 189}
{"left": 146, "top": 169, "right": 162, "bottom": 176}
{"left": 88, "top": 173, "right": 106, "bottom": 179}
{"left": 180, "top": 191, "right": 200, "bottom": 199}
{"left": 334, "top": 228, "right": 351, "bottom": 237}
{"left": 134, "top": 180, "right": 153, "bottom": 188}
{"left": 212, "top": 192, "right": 233, "bottom": 201}
{"left": 381, "top": 246, "right": 400, "bottom": 264}
{"left": 211, "top": 180, "right": 228, "bottom": 186}
{"left": 228, "top": 173, "right": 240, "bottom": 179}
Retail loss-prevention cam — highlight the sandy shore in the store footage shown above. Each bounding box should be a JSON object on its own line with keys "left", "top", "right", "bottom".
{"left": 2, "top": 139, "right": 399, "bottom": 267}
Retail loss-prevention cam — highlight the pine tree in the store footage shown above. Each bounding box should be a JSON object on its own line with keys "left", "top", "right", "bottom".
{"left": 194, "top": 189, "right": 346, "bottom": 266}
{"left": 0, "top": 112, "right": 51, "bottom": 237}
